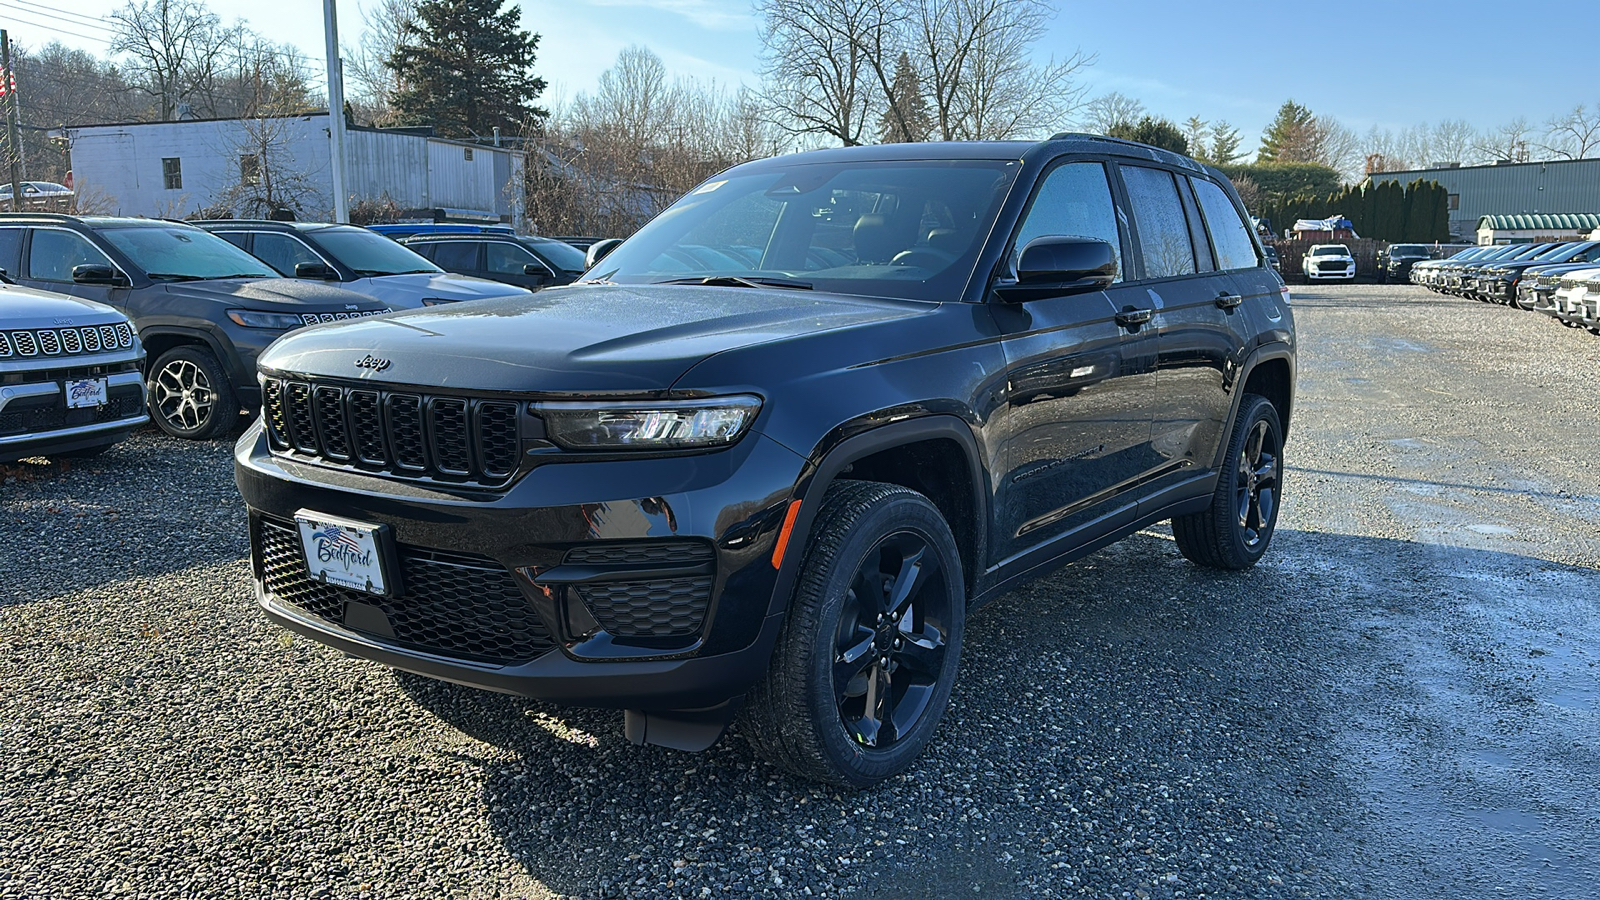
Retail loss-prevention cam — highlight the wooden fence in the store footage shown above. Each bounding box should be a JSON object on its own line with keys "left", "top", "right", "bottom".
{"left": 1271, "top": 238, "right": 1386, "bottom": 283}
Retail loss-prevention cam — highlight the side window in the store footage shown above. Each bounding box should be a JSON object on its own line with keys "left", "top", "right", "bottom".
{"left": 430, "top": 242, "right": 480, "bottom": 271}
{"left": 1120, "top": 166, "right": 1197, "bottom": 280}
{"left": 1191, "top": 177, "right": 1261, "bottom": 271}
{"left": 28, "top": 230, "right": 113, "bottom": 283}
{"left": 1013, "top": 161, "right": 1123, "bottom": 283}
{"left": 485, "top": 242, "right": 546, "bottom": 275}
{"left": 0, "top": 227, "right": 23, "bottom": 276}
{"left": 250, "top": 233, "right": 323, "bottom": 276}
{"left": 215, "top": 231, "right": 249, "bottom": 250}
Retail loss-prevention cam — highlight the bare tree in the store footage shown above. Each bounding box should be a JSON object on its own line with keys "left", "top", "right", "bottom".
{"left": 1430, "top": 119, "right": 1476, "bottom": 166}
{"left": 1542, "top": 104, "right": 1600, "bottom": 160}
{"left": 754, "top": 0, "right": 895, "bottom": 146}
{"left": 1079, "top": 92, "right": 1143, "bottom": 135}
{"left": 199, "top": 31, "right": 319, "bottom": 119}
{"left": 1308, "top": 116, "right": 1361, "bottom": 180}
{"left": 211, "top": 102, "right": 325, "bottom": 218}
{"left": 1473, "top": 117, "right": 1535, "bottom": 164}
{"left": 344, "top": 0, "right": 419, "bottom": 125}
{"left": 110, "top": 0, "right": 230, "bottom": 120}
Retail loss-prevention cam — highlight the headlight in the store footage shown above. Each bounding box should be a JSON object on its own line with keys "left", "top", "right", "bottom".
{"left": 537, "top": 395, "right": 762, "bottom": 450}
{"left": 227, "top": 309, "right": 306, "bottom": 330}
{"left": 421, "top": 298, "right": 451, "bottom": 306}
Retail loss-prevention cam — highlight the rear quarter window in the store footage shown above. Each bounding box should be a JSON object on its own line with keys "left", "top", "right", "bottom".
{"left": 1191, "top": 177, "right": 1261, "bottom": 272}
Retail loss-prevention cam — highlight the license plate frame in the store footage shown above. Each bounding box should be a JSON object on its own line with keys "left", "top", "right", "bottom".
{"left": 294, "top": 510, "right": 396, "bottom": 597}
{"left": 65, "top": 377, "right": 109, "bottom": 409}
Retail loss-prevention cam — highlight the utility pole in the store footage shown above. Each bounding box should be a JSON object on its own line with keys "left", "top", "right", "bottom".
{"left": 1, "top": 31, "right": 23, "bottom": 213}
{"left": 322, "top": 0, "right": 349, "bottom": 223}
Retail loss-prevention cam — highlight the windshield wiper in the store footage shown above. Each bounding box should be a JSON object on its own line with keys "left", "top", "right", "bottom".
{"left": 146, "top": 273, "right": 208, "bottom": 282}
{"left": 657, "top": 275, "right": 813, "bottom": 290}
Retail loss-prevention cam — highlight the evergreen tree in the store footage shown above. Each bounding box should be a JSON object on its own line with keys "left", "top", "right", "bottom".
{"left": 878, "top": 52, "right": 932, "bottom": 143}
{"left": 1107, "top": 115, "right": 1187, "bottom": 155}
{"left": 1183, "top": 116, "right": 1210, "bottom": 162}
{"left": 1258, "top": 100, "right": 1316, "bottom": 163}
{"left": 388, "top": 0, "right": 547, "bottom": 138}
{"left": 1209, "top": 121, "right": 1244, "bottom": 165}
{"left": 1430, "top": 183, "right": 1450, "bottom": 242}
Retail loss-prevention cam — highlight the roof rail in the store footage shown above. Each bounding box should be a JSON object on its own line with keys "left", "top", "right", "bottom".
{"left": 0, "top": 211, "right": 80, "bottom": 222}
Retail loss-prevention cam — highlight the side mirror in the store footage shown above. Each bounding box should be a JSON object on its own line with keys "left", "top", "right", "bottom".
{"left": 993, "top": 236, "right": 1117, "bottom": 302}
{"left": 585, "top": 238, "right": 622, "bottom": 270}
{"left": 522, "top": 264, "right": 552, "bottom": 281}
{"left": 294, "top": 261, "right": 337, "bottom": 280}
{"left": 72, "top": 264, "right": 123, "bottom": 285}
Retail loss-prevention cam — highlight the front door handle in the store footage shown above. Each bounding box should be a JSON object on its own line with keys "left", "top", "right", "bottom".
{"left": 1114, "top": 306, "right": 1153, "bottom": 331}
{"left": 1216, "top": 291, "right": 1243, "bottom": 309}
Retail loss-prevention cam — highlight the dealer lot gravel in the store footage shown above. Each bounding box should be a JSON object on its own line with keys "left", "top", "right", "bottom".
{"left": 3, "top": 282, "right": 1599, "bottom": 898}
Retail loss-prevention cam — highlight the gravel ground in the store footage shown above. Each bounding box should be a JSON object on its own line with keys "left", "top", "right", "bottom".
{"left": 2, "top": 283, "right": 1598, "bottom": 899}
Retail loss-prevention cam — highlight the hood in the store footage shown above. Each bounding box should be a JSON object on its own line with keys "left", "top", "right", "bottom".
{"left": 257, "top": 283, "right": 931, "bottom": 394}
{"left": 344, "top": 272, "right": 533, "bottom": 309}
{"left": 165, "top": 278, "right": 387, "bottom": 310}
{"left": 0, "top": 283, "right": 131, "bottom": 327}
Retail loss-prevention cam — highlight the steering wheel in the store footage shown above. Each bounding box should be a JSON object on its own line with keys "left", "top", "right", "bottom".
{"left": 890, "top": 247, "right": 957, "bottom": 268}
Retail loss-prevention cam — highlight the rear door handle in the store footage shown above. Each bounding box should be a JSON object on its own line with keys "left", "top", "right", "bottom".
{"left": 1216, "top": 291, "right": 1243, "bottom": 309}
{"left": 1114, "top": 307, "right": 1153, "bottom": 330}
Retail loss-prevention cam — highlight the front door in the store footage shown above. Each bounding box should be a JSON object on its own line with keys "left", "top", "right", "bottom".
{"left": 991, "top": 160, "right": 1158, "bottom": 564}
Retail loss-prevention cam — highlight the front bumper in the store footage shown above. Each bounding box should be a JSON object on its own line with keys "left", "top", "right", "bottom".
{"left": 1305, "top": 267, "right": 1354, "bottom": 280}
{"left": 234, "top": 422, "right": 808, "bottom": 710}
{"left": 0, "top": 366, "right": 147, "bottom": 462}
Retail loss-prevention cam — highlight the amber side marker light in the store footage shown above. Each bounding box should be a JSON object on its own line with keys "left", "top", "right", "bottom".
{"left": 771, "top": 499, "right": 802, "bottom": 569}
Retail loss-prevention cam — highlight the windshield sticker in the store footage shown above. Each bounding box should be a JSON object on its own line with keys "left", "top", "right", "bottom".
{"left": 692, "top": 180, "right": 727, "bottom": 195}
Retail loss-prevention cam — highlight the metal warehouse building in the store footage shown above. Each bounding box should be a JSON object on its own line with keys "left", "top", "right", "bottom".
{"left": 64, "top": 113, "right": 525, "bottom": 228}
{"left": 1369, "top": 157, "right": 1600, "bottom": 242}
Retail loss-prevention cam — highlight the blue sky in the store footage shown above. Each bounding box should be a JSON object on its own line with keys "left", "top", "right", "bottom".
{"left": 27, "top": 0, "right": 1597, "bottom": 152}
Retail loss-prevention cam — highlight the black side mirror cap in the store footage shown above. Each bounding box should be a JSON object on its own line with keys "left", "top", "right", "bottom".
{"left": 72, "top": 264, "right": 124, "bottom": 285}
{"left": 585, "top": 238, "right": 622, "bottom": 270}
{"left": 294, "top": 262, "right": 338, "bottom": 280}
{"left": 522, "top": 264, "right": 553, "bottom": 281}
{"left": 993, "top": 235, "right": 1117, "bottom": 302}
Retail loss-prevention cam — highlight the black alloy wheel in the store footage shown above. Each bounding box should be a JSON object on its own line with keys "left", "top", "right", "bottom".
{"left": 1172, "top": 394, "right": 1284, "bottom": 570}
{"left": 147, "top": 345, "right": 239, "bottom": 440}
{"left": 831, "top": 531, "right": 953, "bottom": 750}
{"left": 742, "top": 480, "right": 965, "bottom": 788}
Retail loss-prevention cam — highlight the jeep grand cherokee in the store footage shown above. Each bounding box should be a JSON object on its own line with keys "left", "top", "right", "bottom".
{"left": 234, "top": 135, "right": 1296, "bottom": 787}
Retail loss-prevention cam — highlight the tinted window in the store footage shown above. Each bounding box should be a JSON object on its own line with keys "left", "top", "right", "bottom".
{"left": 429, "top": 241, "right": 479, "bottom": 272}
{"left": 486, "top": 241, "right": 546, "bottom": 275}
{"left": 216, "top": 231, "right": 249, "bottom": 250}
{"left": 1014, "top": 161, "right": 1122, "bottom": 283}
{"left": 251, "top": 233, "right": 325, "bottom": 276}
{"left": 1191, "top": 177, "right": 1260, "bottom": 271}
{"left": 99, "top": 226, "right": 273, "bottom": 280}
{"left": 312, "top": 227, "right": 441, "bottom": 276}
{"left": 0, "top": 227, "right": 22, "bottom": 276}
{"left": 1121, "top": 166, "right": 1196, "bottom": 279}
{"left": 524, "top": 237, "right": 586, "bottom": 272}
{"left": 28, "top": 229, "right": 114, "bottom": 282}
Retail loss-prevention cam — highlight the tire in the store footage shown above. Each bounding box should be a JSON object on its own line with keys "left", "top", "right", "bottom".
{"left": 741, "top": 480, "right": 965, "bottom": 789}
{"left": 1172, "top": 395, "right": 1284, "bottom": 570}
{"left": 147, "top": 345, "right": 239, "bottom": 440}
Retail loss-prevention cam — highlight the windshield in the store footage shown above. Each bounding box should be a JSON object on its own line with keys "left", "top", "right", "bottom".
{"left": 1391, "top": 244, "right": 1428, "bottom": 256}
{"left": 586, "top": 159, "right": 1020, "bottom": 302}
{"left": 1310, "top": 246, "right": 1349, "bottom": 256}
{"left": 525, "top": 237, "right": 587, "bottom": 272}
{"left": 100, "top": 225, "right": 275, "bottom": 280}
{"left": 312, "top": 227, "right": 442, "bottom": 276}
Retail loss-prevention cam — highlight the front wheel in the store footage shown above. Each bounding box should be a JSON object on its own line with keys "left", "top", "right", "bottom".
{"left": 741, "top": 481, "right": 965, "bottom": 788}
{"left": 1172, "top": 395, "right": 1285, "bottom": 570}
{"left": 147, "top": 346, "right": 239, "bottom": 440}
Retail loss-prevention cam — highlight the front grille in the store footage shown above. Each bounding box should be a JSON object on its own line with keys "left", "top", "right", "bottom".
{"left": 563, "top": 542, "right": 716, "bottom": 638}
{"left": 576, "top": 576, "right": 714, "bottom": 638}
{"left": 0, "top": 324, "right": 133, "bottom": 359}
{"left": 262, "top": 378, "right": 522, "bottom": 485}
{"left": 0, "top": 392, "right": 143, "bottom": 437}
{"left": 256, "top": 518, "right": 554, "bottom": 665}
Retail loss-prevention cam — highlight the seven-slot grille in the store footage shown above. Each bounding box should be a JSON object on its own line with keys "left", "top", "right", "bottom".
{"left": 255, "top": 517, "right": 555, "bottom": 665}
{"left": 300, "top": 310, "right": 385, "bottom": 326}
{"left": 0, "top": 323, "right": 132, "bottom": 359}
{"left": 262, "top": 377, "right": 522, "bottom": 484}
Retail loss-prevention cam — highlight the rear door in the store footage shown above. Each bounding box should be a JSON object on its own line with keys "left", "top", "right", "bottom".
{"left": 483, "top": 240, "right": 554, "bottom": 289}
{"left": 426, "top": 240, "right": 482, "bottom": 277}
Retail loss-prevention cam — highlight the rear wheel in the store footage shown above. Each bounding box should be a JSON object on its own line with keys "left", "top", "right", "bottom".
{"left": 148, "top": 346, "right": 239, "bottom": 440}
{"left": 742, "top": 481, "right": 964, "bottom": 788}
{"left": 1172, "top": 395, "right": 1284, "bottom": 570}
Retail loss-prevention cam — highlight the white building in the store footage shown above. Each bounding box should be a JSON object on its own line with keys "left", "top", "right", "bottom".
{"left": 65, "top": 113, "right": 525, "bottom": 228}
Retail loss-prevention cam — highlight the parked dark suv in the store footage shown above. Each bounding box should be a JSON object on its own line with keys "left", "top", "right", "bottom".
{"left": 401, "top": 232, "right": 586, "bottom": 290}
{"left": 234, "top": 135, "right": 1295, "bottom": 787}
{"left": 0, "top": 215, "right": 388, "bottom": 439}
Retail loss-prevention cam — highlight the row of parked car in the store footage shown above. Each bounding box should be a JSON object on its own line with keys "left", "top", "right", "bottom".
{"left": 1410, "top": 239, "right": 1600, "bottom": 333}
{"left": 0, "top": 214, "right": 594, "bottom": 463}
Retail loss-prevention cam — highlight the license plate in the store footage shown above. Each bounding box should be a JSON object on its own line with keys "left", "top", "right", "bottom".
{"left": 295, "top": 511, "right": 391, "bottom": 595}
{"left": 65, "top": 377, "right": 108, "bottom": 409}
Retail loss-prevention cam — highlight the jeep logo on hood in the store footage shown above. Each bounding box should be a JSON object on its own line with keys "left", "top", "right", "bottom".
{"left": 354, "top": 354, "right": 391, "bottom": 372}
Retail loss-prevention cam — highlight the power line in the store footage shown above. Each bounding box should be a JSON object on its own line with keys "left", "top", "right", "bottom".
{"left": 0, "top": 1, "right": 119, "bottom": 35}
{"left": 0, "top": 15, "right": 116, "bottom": 48}
{"left": 7, "top": 0, "right": 117, "bottom": 29}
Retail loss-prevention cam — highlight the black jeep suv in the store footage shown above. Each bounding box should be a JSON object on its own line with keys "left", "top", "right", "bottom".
{"left": 0, "top": 215, "right": 388, "bottom": 439}
{"left": 234, "top": 136, "right": 1295, "bottom": 787}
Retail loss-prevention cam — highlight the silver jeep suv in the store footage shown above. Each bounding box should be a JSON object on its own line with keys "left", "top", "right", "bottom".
{"left": 0, "top": 280, "right": 147, "bottom": 461}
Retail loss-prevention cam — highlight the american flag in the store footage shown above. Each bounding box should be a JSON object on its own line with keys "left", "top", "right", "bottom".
{"left": 312, "top": 525, "right": 364, "bottom": 554}
{"left": 0, "top": 69, "right": 13, "bottom": 98}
